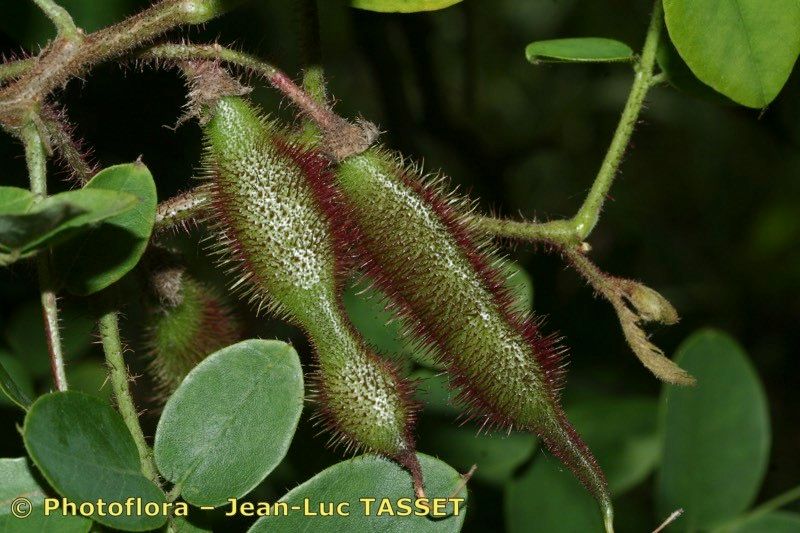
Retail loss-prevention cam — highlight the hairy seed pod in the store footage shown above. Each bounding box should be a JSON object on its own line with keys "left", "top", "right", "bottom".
{"left": 200, "top": 96, "right": 423, "bottom": 493}
{"left": 335, "top": 148, "right": 613, "bottom": 529}
{"left": 146, "top": 269, "right": 241, "bottom": 398}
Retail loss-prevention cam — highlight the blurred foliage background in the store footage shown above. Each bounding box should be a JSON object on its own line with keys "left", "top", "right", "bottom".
{"left": 1, "top": 1, "right": 798, "bottom": 531}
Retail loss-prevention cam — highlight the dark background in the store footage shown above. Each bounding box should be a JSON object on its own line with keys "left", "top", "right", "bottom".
{"left": 1, "top": 1, "right": 798, "bottom": 531}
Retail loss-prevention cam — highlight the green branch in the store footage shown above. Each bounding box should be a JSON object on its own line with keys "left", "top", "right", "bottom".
{"left": 154, "top": 188, "right": 209, "bottom": 231}
{"left": 475, "top": 1, "right": 664, "bottom": 247}
{"left": 571, "top": 1, "right": 662, "bottom": 239}
{"left": 142, "top": 42, "right": 277, "bottom": 77}
{"left": 21, "top": 116, "right": 69, "bottom": 392}
{"left": 0, "top": 0, "right": 236, "bottom": 126}
{"left": 98, "top": 310, "right": 160, "bottom": 483}
{"left": 141, "top": 43, "right": 365, "bottom": 156}
{"left": 0, "top": 58, "right": 36, "bottom": 83}
{"left": 470, "top": 215, "right": 579, "bottom": 247}
{"left": 40, "top": 106, "right": 96, "bottom": 184}
{"left": 148, "top": 2, "right": 663, "bottom": 242}
{"left": 31, "top": 0, "right": 81, "bottom": 40}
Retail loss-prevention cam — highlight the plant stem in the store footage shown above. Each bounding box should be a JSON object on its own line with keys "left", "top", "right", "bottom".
{"left": 144, "top": 42, "right": 276, "bottom": 76}
{"left": 21, "top": 117, "right": 69, "bottom": 392}
{"left": 21, "top": 119, "right": 48, "bottom": 200}
{"left": 41, "top": 105, "right": 96, "bottom": 183}
{"left": 142, "top": 44, "right": 347, "bottom": 133}
{"left": 143, "top": 43, "right": 374, "bottom": 160}
{"left": 98, "top": 310, "right": 160, "bottom": 483}
{"left": 570, "top": 0, "right": 662, "bottom": 240}
{"left": 475, "top": 1, "right": 663, "bottom": 247}
{"left": 0, "top": 0, "right": 234, "bottom": 120}
{"left": 37, "top": 261, "right": 67, "bottom": 391}
{"left": 154, "top": 188, "right": 209, "bottom": 231}
{"left": 31, "top": 0, "right": 81, "bottom": 40}
{"left": 0, "top": 58, "right": 36, "bottom": 83}
{"left": 470, "top": 215, "right": 578, "bottom": 246}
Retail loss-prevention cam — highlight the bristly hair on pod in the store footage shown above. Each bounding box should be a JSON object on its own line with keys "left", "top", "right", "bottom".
{"left": 358, "top": 149, "right": 569, "bottom": 409}
{"left": 188, "top": 73, "right": 425, "bottom": 497}
{"left": 333, "top": 146, "right": 613, "bottom": 529}
{"left": 306, "top": 338, "right": 425, "bottom": 494}
{"left": 276, "top": 140, "right": 427, "bottom": 492}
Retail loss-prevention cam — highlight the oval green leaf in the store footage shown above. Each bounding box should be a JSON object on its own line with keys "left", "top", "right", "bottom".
{"left": 505, "top": 456, "right": 603, "bottom": 533}
{"left": 0, "top": 186, "right": 137, "bottom": 255}
{"left": 567, "top": 397, "right": 660, "bottom": 495}
{"left": 55, "top": 162, "right": 157, "bottom": 295}
{"left": 154, "top": 340, "right": 304, "bottom": 508}
{"left": 248, "top": 453, "right": 468, "bottom": 532}
{"left": 171, "top": 517, "right": 213, "bottom": 532}
{"left": 23, "top": 391, "right": 166, "bottom": 531}
{"left": 351, "top": 0, "right": 463, "bottom": 13}
{"left": 658, "top": 329, "right": 770, "bottom": 529}
{"left": 525, "top": 38, "right": 634, "bottom": 65}
{"left": 0, "top": 187, "right": 35, "bottom": 214}
{"left": 0, "top": 356, "right": 33, "bottom": 409}
{"left": 663, "top": 0, "right": 800, "bottom": 108}
{"left": 0, "top": 457, "right": 91, "bottom": 533}
{"left": 656, "top": 29, "right": 733, "bottom": 104}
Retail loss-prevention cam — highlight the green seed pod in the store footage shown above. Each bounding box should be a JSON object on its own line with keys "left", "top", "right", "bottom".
{"left": 146, "top": 269, "right": 241, "bottom": 397}
{"left": 200, "top": 95, "right": 422, "bottom": 493}
{"left": 335, "top": 148, "right": 614, "bottom": 530}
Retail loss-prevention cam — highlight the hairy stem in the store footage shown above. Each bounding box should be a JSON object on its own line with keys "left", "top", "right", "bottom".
{"left": 470, "top": 215, "right": 579, "bottom": 247}
{"left": 21, "top": 117, "right": 69, "bottom": 392}
{"left": 474, "top": 1, "right": 663, "bottom": 246}
{"left": 0, "top": 58, "right": 36, "bottom": 84}
{"left": 154, "top": 188, "right": 209, "bottom": 231}
{"left": 142, "top": 43, "right": 344, "bottom": 132}
{"left": 143, "top": 42, "right": 277, "bottom": 76}
{"left": 571, "top": 0, "right": 662, "bottom": 239}
{"left": 41, "top": 105, "right": 96, "bottom": 183}
{"left": 31, "top": 0, "right": 81, "bottom": 40}
{"left": 98, "top": 310, "right": 160, "bottom": 483}
{"left": 0, "top": 0, "right": 235, "bottom": 122}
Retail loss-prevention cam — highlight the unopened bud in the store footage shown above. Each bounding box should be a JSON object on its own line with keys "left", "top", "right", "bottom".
{"left": 627, "top": 283, "right": 679, "bottom": 325}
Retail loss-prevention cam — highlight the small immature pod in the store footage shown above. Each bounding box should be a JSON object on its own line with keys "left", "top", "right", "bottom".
{"left": 146, "top": 269, "right": 241, "bottom": 397}
{"left": 200, "top": 94, "right": 422, "bottom": 492}
{"left": 335, "top": 148, "right": 614, "bottom": 530}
